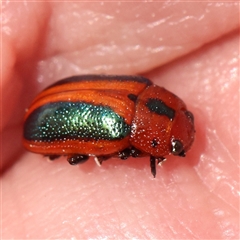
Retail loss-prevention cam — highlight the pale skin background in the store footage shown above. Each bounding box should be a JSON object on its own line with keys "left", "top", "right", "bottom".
{"left": 1, "top": 1, "right": 239, "bottom": 239}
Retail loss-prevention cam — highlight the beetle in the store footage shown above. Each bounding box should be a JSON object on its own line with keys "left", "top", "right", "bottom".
{"left": 23, "top": 75, "right": 195, "bottom": 177}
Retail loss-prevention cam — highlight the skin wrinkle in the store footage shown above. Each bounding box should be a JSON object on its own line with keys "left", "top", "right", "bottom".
{"left": 135, "top": 203, "right": 160, "bottom": 237}
{"left": 147, "top": 16, "right": 171, "bottom": 28}
{"left": 212, "top": 182, "right": 239, "bottom": 213}
{"left": 195, "top": 164, "right": 239, "bottom": 214}
{"left": 38, "top": 4, "right": 238, "bottom": 76}
{"left": 170, "top": 168, "right": 232, "bottom": 238}
{"left": 156, "top": 205, "right": 183, "bottom": 237}
{"left": 174, "top": 217, "right": 198, "bottom": 238}
{"left": 212, "top": 129, "right": 236, "bottom": 164}
{"left": 137, "top": 175, "right": 189, "bottom": 237}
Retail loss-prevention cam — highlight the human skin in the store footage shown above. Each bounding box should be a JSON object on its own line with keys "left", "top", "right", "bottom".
{"left": 1, "top": 2, "right": 239, "bottom": 239}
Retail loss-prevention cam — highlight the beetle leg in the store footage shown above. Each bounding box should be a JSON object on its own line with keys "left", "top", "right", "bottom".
{"left": 45, "top": 155, "right": 61, "bottom": 160}
{"left": 150, "top": 156, "right": 157, "bottom": 178}
{"left": 118, "top": 148, "right": 131, "bottom": 160}
{"left": 94, "top": 156, "right": 110, "bottom": 166}
{"left": 67, "top": 155, "right": 89, "bottom": 165}
{"left": 130, "top": 147, "right": 142, "bottom": 158}
{"left": 156, "top": 157, "right": 166, "bottom": 166}
{"left": 94, "top": 156, "right": 102, "bottom": 166}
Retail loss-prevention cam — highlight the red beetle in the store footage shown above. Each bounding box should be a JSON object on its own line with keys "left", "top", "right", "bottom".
{"left": 23, "top": 75, "right": 195, "bottom": 177}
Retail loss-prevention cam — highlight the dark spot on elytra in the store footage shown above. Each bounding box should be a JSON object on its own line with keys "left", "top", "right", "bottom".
{"left": 128, "top": 94, "right": 138, "bottom": 102}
